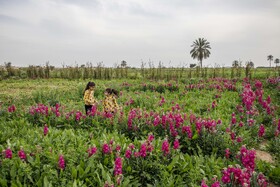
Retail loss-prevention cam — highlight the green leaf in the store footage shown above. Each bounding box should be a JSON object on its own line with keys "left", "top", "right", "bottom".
{"left": 126, "top": 166, "right": 132, "bottom": 173}
{"left": 73, "top": 180, "right": 77, "bottom": 187}
{"left": 167, "top": 155, "right": 179, "bottom": 171}
{"left": 78, "top": 165, "right": 84, "bottom": 178}
{"left": 43, "top": 176, "right": 49, "bottom": 187}
{"left": 72, "top": 167, "right": 77, "bottom": 179}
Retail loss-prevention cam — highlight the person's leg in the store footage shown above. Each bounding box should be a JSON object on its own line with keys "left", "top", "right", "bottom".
{"left": 85, "top": 105, "right": 92, "bottom": 114}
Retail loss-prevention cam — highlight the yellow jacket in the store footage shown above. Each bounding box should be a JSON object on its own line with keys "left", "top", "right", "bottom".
{"left": 84, "top": 90, "right": 96, "bottom": 105}
{"left": 103, "top": 95, "right": 119, "bottom": 113}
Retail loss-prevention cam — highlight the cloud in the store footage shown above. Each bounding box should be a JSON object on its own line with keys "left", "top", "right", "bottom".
{"left": 0, "top": 0, "right": 279, "bottom": 67}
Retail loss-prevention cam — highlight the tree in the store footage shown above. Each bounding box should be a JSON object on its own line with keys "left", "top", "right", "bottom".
{"left": 232, "top": 60, "right": 239, "bottom": 68}
{"left": 190, "top": 38, "right": 211, "bottom": 68}
{"left": 190, "top": 63, "right": 197, "bottom": 68}
{"left": 246, "top": 61, "right": 254, "bottom": 68}
{"left": 267, "top": 55, "right": 273, "bottom": 68}
{"left": 275, "top": 58, "right": 279, "bottom": 67}
{"left": 121, "top": 60, "right": 127, "bottom": 68}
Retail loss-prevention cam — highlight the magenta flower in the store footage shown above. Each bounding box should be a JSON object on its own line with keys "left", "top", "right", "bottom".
{"left": 201, "top": 180, "right": 209, "bottom": 187}
{"left": 161, "top": 139, "right": 170, "bottom": 156}
{"left": 8, "top": 105, "right": 16, "bottom": 113}
{"left": 102, "top": 143, "right": 111, "bottom": 154}
{"left": 139, "top": 143, "right": 147, "bottom": 158}
{"left": 4, "top": 148, "right": 12, "bottom": 159}
{"left": 44, "top": 124, "right": 49, "bottom": 136}
{"left": 257, "top": 173, "right": 268, "bottom": 187}
{"left": 18, "top": 147, "right": 26, "bottom": 161}
{"left": 221, "top": 169, "right": 231, "bottom": 184}
{"left": 225, "top": 148, "right": 230, "bottom": 159}
{"left": 87, "top": 146, "right": 97, "bottom": 157}
{"left": 128, "top": 143, "right": 135, "bottom": 150}
{"left": 58, "top": 154, "right": 65, "bottom": 170}
{"left": 125, "top": 149, "right": 132, "bottom": 159}
{"left": 182, "top": 125, "right": 192, "bottom": 139}
{"left": 258, "top": 124, "right": 265, "bottom": 138}
{"left": 148, "top": 134, "right": 154, "bottom": 142}
{"left": 173, "top": 139, "right": 180, "bottom": 150}
{"left": 231, "top": 113, "right": 236, "bottom": 125}
{"left": 115, "top": 145, "right": 121, "bottom": 152}
{"left": 114, "top": 157, "right": 122, "bottom": 176}
{"left": 133, "top": 151, "right": 140, "bottom": 158}
{"left": 239, "top": 145, "right": 256, "bottom": 171}
{"left": 211, "top": 181, "right": 220, "bottom": 187}
{"left": 236, "top": 137, "right": 243, "bottom": 143}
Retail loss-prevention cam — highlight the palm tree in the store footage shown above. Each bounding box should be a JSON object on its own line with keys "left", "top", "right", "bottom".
{"left": 267, "top": 55, "right": 273, "bottom": 68}
{"left": 190, "top": 38, "right": 211, "bottom": 68}
{"left": 275, "top": 58, "right": 280, "bottom": 67}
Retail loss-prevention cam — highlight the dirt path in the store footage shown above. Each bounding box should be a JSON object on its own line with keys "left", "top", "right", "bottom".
{"left": 255, "top": 150, "right": 274, "bottom": 163}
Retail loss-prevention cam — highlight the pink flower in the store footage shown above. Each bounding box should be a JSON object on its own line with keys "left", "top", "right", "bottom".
{"left": 133, "top": 151, "right": 140, "bottom": 157}
{"left": 114, "top": 157, "right": 122, "bottom": 176}
{"left": 211, "top": 181, "right": 220, "bottom": 187}
{"left": 258, "top": 124, "right": 265, "bottom": 138}
{"left": 239, "top": 145, "right": 256, "bottom": 171}
{"left": 173, "top": 139, "right": 180, "bottom": 150}
{"left": 87, "top": 146, "right": 97, "bottom": 157}
{"left": 201, "top": 180, "right": 209, "bottom": 187}
{"left": 8, "top": 105, "right": 16, "bottom": 113}
{"left": 139, "top": 143, "right": 147, "bottom": 158}
{"left": 231, "top": 113, "right": 236, "bottom": 125}
{"left": 58, "top": 154, "right": 65, "bottom": 170}
{"left": 237, "top": 137, "right": 243, "bottom": 143}
{"left": 182, "top": 126, "right": 192, "bottom": 139}
{"left": 225, "top": 148, "right": 230, "bottom": 159}
{"left": 230, "top": 132, "right": 236, "bottom": 140}
{"left": 128, "top": 143, "right": 135, "bottom": 150}
{"left": 257, "top": 173, "right": 268, "bottom": 187}
{"left": 115, "top": 145, "right": 121, "bottom": 152}
{"left": 18, "top": 147, "right": 26, "bottom": 161}
{"left": 102, "top": 143, "right": 111, "bottom": 154}
{"left": 4, "top": 148, "right": 12, "bottom": 159}
{"left": 125, "top": 149, "right": 132, "bottom": 159}
{"left": 44, "top": 124, "right": 48, "bottom": 136}
{"left": 148, "top": 134, "right": 154, "bottom": 142}
{"left": 161, "top": 139, "right": 170, "bottom": 156}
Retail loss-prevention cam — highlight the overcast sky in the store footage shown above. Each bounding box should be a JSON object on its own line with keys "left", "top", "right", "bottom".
{"left": 0, "top": 0, "right": 280, "bottom": 67}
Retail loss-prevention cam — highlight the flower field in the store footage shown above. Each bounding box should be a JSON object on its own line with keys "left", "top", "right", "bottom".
{"left": 0, "top": 77, "right": 279, "bottom": 187}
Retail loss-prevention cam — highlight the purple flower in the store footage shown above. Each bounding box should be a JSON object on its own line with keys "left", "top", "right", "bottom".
{"left": 4, "top": 148, "right": 12, "bottom": 159}
{"left": 18, "top": 147, "right": 26, "bottom": 161}
{"left": 225, "top": 148, "right": 230, "bottom": 159}
{"left": 87, "top": 146, "right": 97, "bottom": 157}
{"left": 125, "top": 149, "right": 132, "bottom": 159}
{"left": 139, "top": 143, "right": 147, "bottom": 158}
{"left": 58, "top": 154, "right": 65, "bottom": 170}
{"left": 258, "top": 124, "right": 265, "bottom": 138}
{"left": 114, "top": 157, "right": 122, "bottom": 176}
{"left": 44, "top": 124, "right": 49, "bottom": 136}
{"left": 173, "top": 139, "right": 180, "bottom": 150}
{"left": 148, "top": 134, "right": 154, "bottom": 142}
{"left": 102, "top": 143, "right": 111, "bottom": 154}
{"left": 161, "top": 139, "right": 170, "bottom": 156}
{"left": 201, "top": 180, "right": 209, "bottom": 187}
